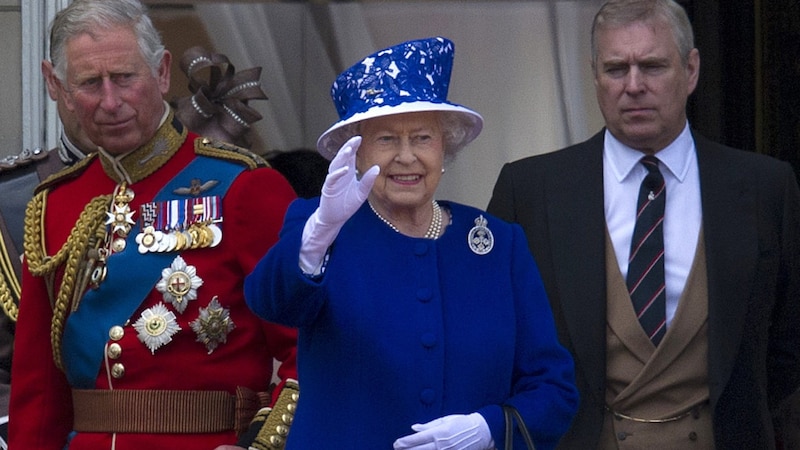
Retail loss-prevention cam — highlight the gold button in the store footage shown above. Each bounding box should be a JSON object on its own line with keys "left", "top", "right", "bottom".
{"left": 281, "top": 413, "right": 293, "bottom": 425}
{"left": 112, "top": 238, "right": 127, "bottom": 252}
{"left": 107, "top": 343, "right": 122, "bottom": 359}
{"left": 111, "top": 363, "right": 125, "bottom": 379}
{"left": 268, "top": 436, "right": 283, "bottom": 446}
{"left": 276, "top": 424, "right": 289, "bottom": 436}
{"left": 109, "top": 326, "right": 124, "bottom": 341}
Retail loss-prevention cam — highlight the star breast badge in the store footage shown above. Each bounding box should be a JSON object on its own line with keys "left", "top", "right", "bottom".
{"left": 155, "top": 255, "right": 204, "bottom": 314}
{"left": 134, "top": 302, "right": 181, "bottom": 354}
{"left": 190, "top": 296, "right": 235, "bottom": 354}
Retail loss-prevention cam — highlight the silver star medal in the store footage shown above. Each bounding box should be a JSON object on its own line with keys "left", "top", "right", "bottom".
{"left": 155, "top": 255, "right": 204, "bottom": 314}
{"left": 134, "top": 302, "right": 181, "bottom": 354}
{"left": 190, "top": 296, "right": 235, "bottom": 354}
{"left": 468, "top": 215, "right": 494, "bottom": 255}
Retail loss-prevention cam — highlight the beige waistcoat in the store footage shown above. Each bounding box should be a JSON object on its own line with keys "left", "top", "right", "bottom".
{"left": 599, "top": 230, "right": 715, "bottom": 449}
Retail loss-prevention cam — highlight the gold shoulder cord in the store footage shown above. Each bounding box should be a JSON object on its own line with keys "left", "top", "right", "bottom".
{"left": 194, "top": 137, "right": 264, "bottom": 170}
{"left": 0, "top": 275, "right": 17, "bottom": 322}
{"left": 0, "top": 233, "right": 19, "bottom": 321}
{"left": 24, "top": 189, "right": 111, "bottom": 370}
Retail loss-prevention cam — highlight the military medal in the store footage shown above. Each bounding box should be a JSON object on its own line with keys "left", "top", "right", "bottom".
{"left": 134, "top": 302, "right": 181, "bottom": 354}
{"left": 135, "top": 196, "right": 223, "bottom": 253}
{"left": 106, "top": 203, "right": 135, "bottom": 235}
{"left": 88, "top": 248, "right": 109, "bottom": 289}
{"left": 208, "top": 223, "right": 222, "bottom": 246}
{"left": 81, "top": 184, "right": 134, "bottom": 294}
{"left": 136, "top": 226, "right": 163, "bottom": 253}
{"left": 190, "top": 296, "right": 235, "bottom": 354}
{"left": 160, "top": 231, "right": 176, "bottom": 252}
{"left": 136, "top": 203, "right": 164, "bottom": 253}
{"left": 155, "top": 255, "right": 203, "bottom": 314}
{"left": 105, "top": 184, "right": 136, "bottom": 237}
{"left": 468, "top": 215, "right": 494, "bottom": 255}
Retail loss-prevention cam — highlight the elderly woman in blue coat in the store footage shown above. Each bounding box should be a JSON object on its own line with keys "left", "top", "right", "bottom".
{"left": 244, "top": 37, "right": 578, "bottom": 450}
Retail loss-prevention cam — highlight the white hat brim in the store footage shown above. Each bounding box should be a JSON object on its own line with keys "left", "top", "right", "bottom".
{"left": 316, "top": 101, "right": 484, "bottom": 160}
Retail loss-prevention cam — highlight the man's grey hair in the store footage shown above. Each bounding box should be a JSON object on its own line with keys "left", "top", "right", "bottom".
{"left": 49, "top": 0, "right": 165, "bottom": 82}
{"left": 591, "top": 0, "right": 695, "bottom": 68}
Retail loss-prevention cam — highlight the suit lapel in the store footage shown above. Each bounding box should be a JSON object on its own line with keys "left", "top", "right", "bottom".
{"left": 547, "top": 131, "right": 609, "bottom": 402}
{"left": 694, "top": 132, "right": 757, "bottom": 403}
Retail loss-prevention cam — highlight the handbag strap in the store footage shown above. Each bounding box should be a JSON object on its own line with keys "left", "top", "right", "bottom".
{"left": 503, "top": 405, "right": 536, "bottom": 450}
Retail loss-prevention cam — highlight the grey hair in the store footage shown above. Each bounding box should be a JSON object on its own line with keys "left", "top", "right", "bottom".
{"left": 49, "top": 0, "right": 165, "bottom": 82}
{"left": 325, "top": 111, "right": 474, "bottom": 162}
{"left": 591, "top": 0, "right": 695, "bottom": 68}
{"left": 438, "top": 111, "right": 473, "bottom": 161}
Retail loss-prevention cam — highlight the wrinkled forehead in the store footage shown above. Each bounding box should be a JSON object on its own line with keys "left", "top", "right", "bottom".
{"left": 595, "top": 19, "right": 680, "bottom": 60}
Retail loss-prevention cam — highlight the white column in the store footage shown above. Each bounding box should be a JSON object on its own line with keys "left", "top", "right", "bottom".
{"left": 21, "top": 0, "right": 70, "bottom": 152}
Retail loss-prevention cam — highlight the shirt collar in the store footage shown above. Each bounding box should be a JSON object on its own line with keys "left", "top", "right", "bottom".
{"left": 604, "top": 123, "right": 695, "bottom": 183}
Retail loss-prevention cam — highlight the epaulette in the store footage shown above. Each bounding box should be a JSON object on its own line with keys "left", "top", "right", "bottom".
{"left": 237, "top": 379, "right": 298, "bottom": 449}
{"left": 0, "top": 147, "right": 49, "bottom": 175}
{"left": 194, "top": 137, "right": 269, "bottom": 170}
{"left": 35, "top": 153, "right": 98, "bottom": 194}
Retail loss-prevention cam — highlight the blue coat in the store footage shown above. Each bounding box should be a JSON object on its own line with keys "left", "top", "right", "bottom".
{"left": 246, "top": 199, "right": 578, "bottom": 449}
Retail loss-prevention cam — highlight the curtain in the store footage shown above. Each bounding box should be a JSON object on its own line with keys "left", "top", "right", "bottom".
{"left": 196, "top": 0, "right": 604, "bottom": 209}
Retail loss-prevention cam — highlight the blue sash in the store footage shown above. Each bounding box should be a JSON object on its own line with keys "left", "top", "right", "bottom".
{"left": 61, "top": 156, "right": 245, "bottom": 388}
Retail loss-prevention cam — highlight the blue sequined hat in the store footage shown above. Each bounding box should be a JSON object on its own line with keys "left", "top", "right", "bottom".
{"left": 316, "top": 36, "right": 484, "bottom": 159}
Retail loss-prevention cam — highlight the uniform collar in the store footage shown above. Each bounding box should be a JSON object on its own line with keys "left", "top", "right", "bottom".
{"left": 58, "top": 131, "right": 88, "bottom": 166}
{"left": 98, "top": 105, "right": 187, "bottom": 185}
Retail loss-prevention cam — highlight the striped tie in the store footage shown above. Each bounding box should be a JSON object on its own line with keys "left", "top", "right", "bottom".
{"left": 627, "top": 155, "right": 666, "bottom": 345}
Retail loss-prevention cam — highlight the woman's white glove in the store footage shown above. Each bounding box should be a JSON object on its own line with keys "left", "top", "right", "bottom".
{"left": 299, "top": 136, "right": 379, "bottom": 275}
{"left": 393, "top": 413, "right": 493, "bottom": 450}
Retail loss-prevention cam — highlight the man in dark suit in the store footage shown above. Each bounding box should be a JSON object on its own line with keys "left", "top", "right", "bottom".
{"left": 488, "top": 0, "right": 800, "bottom": 448}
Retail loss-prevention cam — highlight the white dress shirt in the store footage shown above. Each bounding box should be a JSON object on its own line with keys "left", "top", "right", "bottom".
{"left": 603, "top": 124, "right": 702, "bottom": 327}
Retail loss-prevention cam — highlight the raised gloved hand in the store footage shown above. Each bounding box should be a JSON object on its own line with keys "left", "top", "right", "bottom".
{"left": 299, "top": 136, "right": 379, "bottom": 275}
{"left": 393, "top": 413, "right": 493, "bottom": 450}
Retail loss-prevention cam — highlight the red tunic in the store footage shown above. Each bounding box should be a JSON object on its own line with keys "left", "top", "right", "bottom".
{"left": 9, "top": 123, "right": 297, "bottom": 449}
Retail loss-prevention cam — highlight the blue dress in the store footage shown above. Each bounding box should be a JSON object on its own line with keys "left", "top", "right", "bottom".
{"left": 245, "top": 199, "right": 578, "bottom": 449}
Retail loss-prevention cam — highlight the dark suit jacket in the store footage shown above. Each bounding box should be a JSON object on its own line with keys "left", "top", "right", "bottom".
{"left": 487, "top": 130, "right": 800, "bottom": 449}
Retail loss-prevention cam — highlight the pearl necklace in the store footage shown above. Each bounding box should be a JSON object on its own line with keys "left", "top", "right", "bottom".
{"left": 369, "top": 200, "right": 443, "bottom": 239}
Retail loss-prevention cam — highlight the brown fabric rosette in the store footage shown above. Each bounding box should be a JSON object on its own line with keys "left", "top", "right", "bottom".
{"left": 174, "top": 46, "right": 268, "bottom": 147}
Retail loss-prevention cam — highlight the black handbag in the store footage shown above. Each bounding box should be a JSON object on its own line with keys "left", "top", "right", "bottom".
{"left": 503, "top": 405, "right": 536, "bottom": 450}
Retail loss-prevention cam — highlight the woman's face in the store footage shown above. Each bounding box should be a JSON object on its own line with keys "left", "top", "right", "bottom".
{"left": 356, "top": 111, "right": 445, "bottom": 214}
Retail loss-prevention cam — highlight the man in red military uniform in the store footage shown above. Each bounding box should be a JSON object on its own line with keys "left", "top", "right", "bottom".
{"left": 8, "top": 1, "right": 297, "bottom": 449}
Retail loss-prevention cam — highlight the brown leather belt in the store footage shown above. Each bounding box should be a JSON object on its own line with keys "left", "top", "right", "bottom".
{"left": 72, "top": 387, "right": 270, "bottom": 435}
